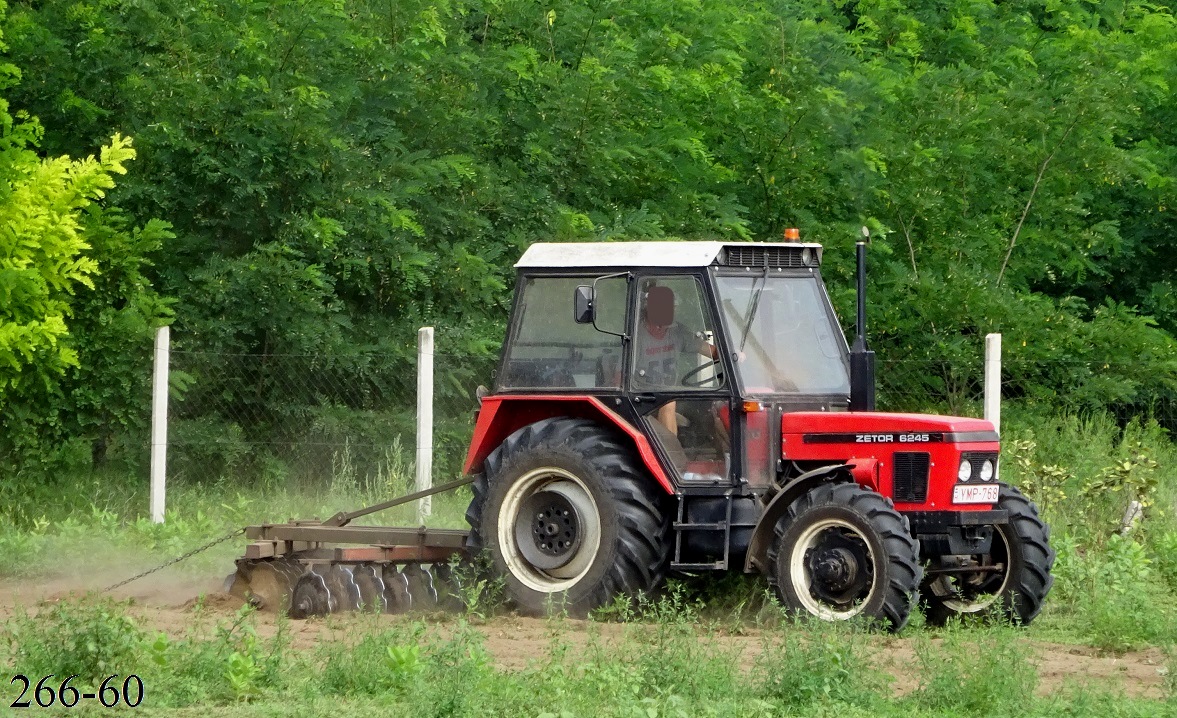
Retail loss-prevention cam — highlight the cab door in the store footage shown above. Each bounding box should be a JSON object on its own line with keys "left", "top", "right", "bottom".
{"left": 626, "top": 273, "right": 736, "bottom": 485}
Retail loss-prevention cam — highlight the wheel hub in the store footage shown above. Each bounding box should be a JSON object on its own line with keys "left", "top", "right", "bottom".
{"left": 803, "top": 528, "right": 873, "bottom": 606}
{"left": 514, "top": 489, "right": 583, "bottom": 570}
{"left": 813, "top": 547, "right": 857, "bottom": 590}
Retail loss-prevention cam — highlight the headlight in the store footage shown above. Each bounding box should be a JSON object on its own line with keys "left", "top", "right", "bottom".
{"left": 979, "top": 460, "right": 995, "bottom": 482}
{"left": 957, "top": 459, "right": 972, "bottom": 482}
{"left": 801, "top": 247, "right": 813, "bottom": 266}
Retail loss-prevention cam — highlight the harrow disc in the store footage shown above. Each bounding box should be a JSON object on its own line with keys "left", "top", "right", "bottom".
{"left": 401, "top": 564, "right": 439, "bottom": 609}
{"left": 431, "top": 562, "right": 468, "bottom": 611}
{"left": 353, "top": 563, "right": 387, "bottom": 612}
{"left": 289, "top": 568, "right": 334, "bottom": 619}
{"left": 382, "top": 564, "right": 413, "bottom": 613}
{"left": 324, "top": 564, "right": 362, "bottom": 612}
{"left": 227, "top": 559, "right": 304, "bottom": 612}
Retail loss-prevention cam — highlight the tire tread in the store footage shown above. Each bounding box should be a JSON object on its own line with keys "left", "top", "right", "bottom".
{"left": 766, "top": 481, "right": 922, "bottom": 632}
{"left": 465, "top": 417, "right": 669, "bottom": 615}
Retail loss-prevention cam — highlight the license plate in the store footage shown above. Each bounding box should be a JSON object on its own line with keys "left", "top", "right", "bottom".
{"left": 952, "top": 483, "right": 999, "bottom": 504}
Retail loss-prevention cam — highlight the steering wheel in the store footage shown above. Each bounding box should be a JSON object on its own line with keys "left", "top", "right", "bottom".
{"left": 681, "top": 359, "right": 723, "bottom": 388}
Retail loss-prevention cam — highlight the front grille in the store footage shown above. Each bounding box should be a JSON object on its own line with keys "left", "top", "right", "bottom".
{"left": 724, "top": 246, "right": 806, "bottom": 268}
{"left": 961, "top": 452, "right": 999, "bottom": 482}
{"left": 893, "top": 452, "right": 930, "bottom": 502}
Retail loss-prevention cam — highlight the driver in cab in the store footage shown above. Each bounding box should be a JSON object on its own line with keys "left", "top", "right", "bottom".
{"left": 634, "top": 283, "right": 720, "bottom": 435}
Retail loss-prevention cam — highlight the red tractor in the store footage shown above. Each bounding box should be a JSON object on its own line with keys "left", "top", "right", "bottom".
{"left": 230, "top": 235, "right": 1054, "bottom": 630}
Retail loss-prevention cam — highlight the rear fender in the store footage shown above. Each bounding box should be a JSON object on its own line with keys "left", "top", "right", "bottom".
{"left": 463, "top": 395, "right": 675, "bottom": 494}
{"left": 744, "top": 464, "right": 852, "bottom": 573}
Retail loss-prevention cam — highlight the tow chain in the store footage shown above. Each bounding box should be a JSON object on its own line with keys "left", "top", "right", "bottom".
{"left": 102, "top": 527, "right": 246, "bottom": 594}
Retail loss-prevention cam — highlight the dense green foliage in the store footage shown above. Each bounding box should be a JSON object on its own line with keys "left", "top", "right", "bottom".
{"left": 0, "top": 0, "right": 1175, "bottom": 476}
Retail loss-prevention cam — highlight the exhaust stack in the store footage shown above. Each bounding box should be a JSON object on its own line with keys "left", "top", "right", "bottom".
{"left": 850, "top": 226, "right": 876, "bottom": 411}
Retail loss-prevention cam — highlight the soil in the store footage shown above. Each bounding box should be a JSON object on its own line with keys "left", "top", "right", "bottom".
{"left": 0, "top": 572, "right": 1169, "bottom": 700}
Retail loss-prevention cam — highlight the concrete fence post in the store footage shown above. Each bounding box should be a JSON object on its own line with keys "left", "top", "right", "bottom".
{"left": 984, "top": 333, "right": 1002, "bottom": 435}
{"left": 984, "top": 333, "right": 1002, "bottom": 482}
{"left": 416, "top": 327, "right": 434, "bottom": 524}
{"left": 150, "top": 326, "right": 170, "bottom": 524}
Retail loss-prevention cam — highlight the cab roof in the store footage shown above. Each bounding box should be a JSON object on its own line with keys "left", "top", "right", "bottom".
{"left": 515, "top": 241, "right": 824, "bottom": 269}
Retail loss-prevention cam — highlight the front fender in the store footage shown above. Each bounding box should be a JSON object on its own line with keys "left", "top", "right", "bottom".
{"left": 744, "top": 464, "right": 852, "bottom": 573}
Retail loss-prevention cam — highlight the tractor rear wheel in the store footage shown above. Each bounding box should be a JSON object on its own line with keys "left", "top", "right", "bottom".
{"left": 465, "top": 417, "right": 670, "bottom": 616}
{"left": 767, "top": 482, "right": 922, "bottom": 631}
{"left": 922, "top": 483, "right": 1054, "bottom": 626}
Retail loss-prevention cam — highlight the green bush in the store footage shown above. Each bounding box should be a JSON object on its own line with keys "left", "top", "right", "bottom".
{"left": 1052, "top": 533, "right": 1177, "bottom": 652}
{"left": 1151, "top": 530, "right": 1177, "bottom": 594}
{"left": 1082, "top": 581, "right": 1176, "bottom": 654}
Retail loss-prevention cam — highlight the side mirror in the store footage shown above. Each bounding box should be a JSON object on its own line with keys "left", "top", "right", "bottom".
{"left": 574, "top": 285, "right": 595, "bottom": 324}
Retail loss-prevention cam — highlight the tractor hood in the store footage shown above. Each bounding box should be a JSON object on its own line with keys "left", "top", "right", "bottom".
{"left": 780, "top": 412, "right": 999, "bottom": 445}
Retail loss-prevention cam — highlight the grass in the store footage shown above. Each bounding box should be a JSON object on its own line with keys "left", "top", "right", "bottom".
{"left": 0, "top": 460, "right": 474, "bottom": 582}
{"left": 1, "top": 596, "right": 1173, "bottom": 716}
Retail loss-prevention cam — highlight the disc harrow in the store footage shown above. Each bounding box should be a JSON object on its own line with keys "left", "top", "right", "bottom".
{"left": 225, "top": 478, "right": 477, "bottom": 618}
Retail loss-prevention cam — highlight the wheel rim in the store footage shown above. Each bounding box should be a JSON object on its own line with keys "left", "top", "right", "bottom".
{"left": 498, "top": 467, "right": 602, "bottom": 593}
{"left": 936, "top": 526, "right": 1012, "bottom": 613}
{"left": 789, "top": 517, "right": 877, "bottom": 620}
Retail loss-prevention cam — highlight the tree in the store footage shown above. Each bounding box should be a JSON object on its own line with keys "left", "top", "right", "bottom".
{"left": 0, "top": 63, "right": 132, "bottom": 390}
{"left": 0, "top": 2, "right": 170, "bottom": 480}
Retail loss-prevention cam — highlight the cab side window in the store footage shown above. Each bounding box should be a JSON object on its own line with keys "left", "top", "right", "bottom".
{"left": 631, "top": 276, "right": 720, "bottom": 391}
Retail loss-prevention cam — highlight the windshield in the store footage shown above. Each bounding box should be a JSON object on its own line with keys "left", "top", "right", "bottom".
{"left": 715, "top": 275, "right": 851, "bottom": 395}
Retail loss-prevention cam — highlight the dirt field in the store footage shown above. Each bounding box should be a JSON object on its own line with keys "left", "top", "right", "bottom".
{"left": 1, "top": 571, "right": 1168, "bottom": 701}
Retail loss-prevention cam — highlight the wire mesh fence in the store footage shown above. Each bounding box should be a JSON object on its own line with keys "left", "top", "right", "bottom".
{"left": 167, "top": 351, "right": 495, "bottom": 491}
{"left": 160, "top": 348, "right": 1177, "bottom": 491}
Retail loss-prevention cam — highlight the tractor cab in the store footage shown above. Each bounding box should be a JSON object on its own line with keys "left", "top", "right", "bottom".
{"left": 495, "top": 240, "right": 845, "bottom": 491}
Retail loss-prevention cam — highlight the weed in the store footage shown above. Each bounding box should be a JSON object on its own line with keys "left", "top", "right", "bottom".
{"left": 450, "top": 553, "right": 505, "bottom": 620}
{"left": 224, "top": 639, "right": 261, "bottom": 702}
{"left": 910, "top": 627, "right": 1035, "bottom": 716}
{"left": 385, "top": 644, "right": 422, "bottom": 681}
{"left": 3, "top": 597, "right": 143, "bottom": 686}
{"left": 591, "top": 590, "right": 638, "bottom": 622}
{"left": 319, "top": 623, "right": 427, "bottom": 696}
{"left": 148, "top": 632, "right": 170, "bottom": 668}
{"left": 753, "top": 618, "right": 884, "bottom": 708}
{"left": 637, "top": 580, "right": 704, "bottom": 626}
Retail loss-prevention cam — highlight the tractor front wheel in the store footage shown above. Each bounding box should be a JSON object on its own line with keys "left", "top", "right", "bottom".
{"left": 466, "top": 417, "right": 670, "bottom": 616}
{"left": 767, "top": 482, "right": 922, "bottom": 631}
{"left": 922, "top": 483, "right": 1054, "bottom": 625}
